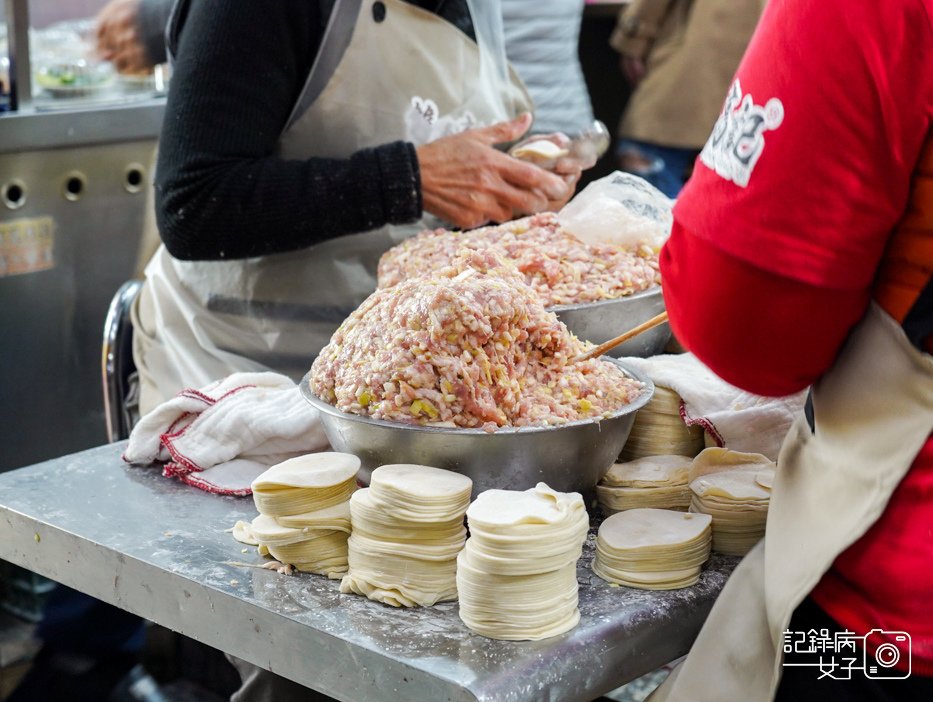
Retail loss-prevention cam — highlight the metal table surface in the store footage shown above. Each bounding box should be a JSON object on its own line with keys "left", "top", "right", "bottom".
{"left": 0, "top": 443, "right": 737, "bottom": 702}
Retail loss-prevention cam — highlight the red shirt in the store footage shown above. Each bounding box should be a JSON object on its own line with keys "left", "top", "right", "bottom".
{"left": 662, "top": 0, "right": 933, "bottom": 675}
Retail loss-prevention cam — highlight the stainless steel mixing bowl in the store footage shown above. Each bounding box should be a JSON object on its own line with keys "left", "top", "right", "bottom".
{"left": 552, "top": 286, "right": 669, "bottom": 358}
{"left": 300, "top": 358, "right": 654, "bottom": 497}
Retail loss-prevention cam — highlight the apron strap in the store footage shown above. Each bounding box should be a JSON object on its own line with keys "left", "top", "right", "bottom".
{"left": 902, "top": 274, "right": 933, "bottom": 352}
{"left": 281, "top": 0, "right": 365, "bottom": 135}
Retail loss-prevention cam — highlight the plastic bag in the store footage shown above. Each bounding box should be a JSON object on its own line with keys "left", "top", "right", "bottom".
{"left": 557, "top": 171, "right": 674, "bottom": 250}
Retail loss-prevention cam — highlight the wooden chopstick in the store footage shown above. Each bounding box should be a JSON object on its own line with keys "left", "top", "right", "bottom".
{"left": 571, "top": 311, "right": 669, "bottom": 363}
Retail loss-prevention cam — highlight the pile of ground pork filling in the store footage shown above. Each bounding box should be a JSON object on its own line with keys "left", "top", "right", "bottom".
{"left": 377, "top": 212, "right": 660, "bottom": 307}
{"left": 310, "top": 250, "right": 644, "bottom": 432}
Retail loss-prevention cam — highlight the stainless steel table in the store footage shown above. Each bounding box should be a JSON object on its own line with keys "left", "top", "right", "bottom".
{"left": 0, "top": 443, "right": 737, "bottom": 702}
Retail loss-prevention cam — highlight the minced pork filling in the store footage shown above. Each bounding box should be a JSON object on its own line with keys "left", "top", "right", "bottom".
{"left": 310, "top": 250, "right": 644, "bottom": 432}
{"left": 377, "top": 212, "right": 660, "bottom": 307}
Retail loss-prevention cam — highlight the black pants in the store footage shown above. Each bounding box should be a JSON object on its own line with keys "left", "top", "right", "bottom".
{"left": 775, "top": 597, "right": 932, "bottom": 702}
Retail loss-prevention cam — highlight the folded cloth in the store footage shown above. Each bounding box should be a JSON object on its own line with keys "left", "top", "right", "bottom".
{"left": 123, "top": 373, "right": 329, "bottom": 495}
{"left": 621, "top": 354, "right": 806, "bottom": 460}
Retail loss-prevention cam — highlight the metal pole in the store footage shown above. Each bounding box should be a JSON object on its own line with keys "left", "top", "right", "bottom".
{"left": 4, "top": 0, "right": 31, "bottom": 112}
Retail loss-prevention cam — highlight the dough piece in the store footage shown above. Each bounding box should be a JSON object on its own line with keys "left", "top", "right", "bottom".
{"left": 689, "top": 447, "right": 775, "bottom": 481}
{"left": 340, "top": 466, "right": 471, "bottom": 607}
{"left": 602, "top": 455, "right": 692, "bottom": 488}
{"left": 252, "top": 452, "right": 360, "bottom": 490}
{"left": 755, "top": 470, "right": 775, "bottom": 489}
{"left": 690, "top": 472, "right": 770, "bottom": 501}
{"left": 598, "top": 509, "right": 711, "bottom": 551}
{"left": 276, "top": 501, "right": 352, "bottom": 532}
{"left": 249, "top": 514, "right": 312, "bottom": 546}
{"left": 457, "top": 483, "right": 588, "bottom": 640}
{"left": 251, "top": 452, "right": 359, "bottom": 517}
{"left": 466, "top": 483, "right": 586, "bottom": 531}
{"left": 509, "top": 139, "right": 569, "bottom": 164}
{"left": 231, "top": 520, "right": 258, "bottom": 546}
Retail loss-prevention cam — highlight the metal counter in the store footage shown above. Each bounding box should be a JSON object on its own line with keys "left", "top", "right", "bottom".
{"left": 0, "top": 442, "right": 737, "bottom": 701}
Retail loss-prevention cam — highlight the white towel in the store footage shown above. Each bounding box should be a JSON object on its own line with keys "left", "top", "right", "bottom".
{"left": 123, "top": 372, "right": 329, "bottom": 495}
{"left": 621, "top": 354, "right": 806, "bottom": 461}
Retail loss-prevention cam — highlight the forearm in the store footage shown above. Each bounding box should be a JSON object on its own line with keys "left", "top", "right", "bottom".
{"left": 155, "top": 142, "right": 421, "bottom": 261}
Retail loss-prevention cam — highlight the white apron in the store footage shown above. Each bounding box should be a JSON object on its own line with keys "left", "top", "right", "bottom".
{"left": 652, "top": 302, "right": 933, "bottom": 700}
{"left": 134, "top": 0, "right": 532, "bottom": 411}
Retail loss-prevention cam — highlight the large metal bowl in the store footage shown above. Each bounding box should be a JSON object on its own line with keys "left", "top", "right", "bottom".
{"left": 300, "top": 358, "right": 654, "bottom": 498}
{"left": 551, "top": 286, "right": 669, "bottom": 358}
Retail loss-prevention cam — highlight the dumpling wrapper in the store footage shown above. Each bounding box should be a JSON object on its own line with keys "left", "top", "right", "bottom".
{"left": 250, "top": 513, "right": 340, "bottom": 546}
{"left": 231, "top": 520, "right": 259, "bottom": 546}
{"left": 370, "top": 464, "right": 472, "bottom": 501}
{"left": 755, "top": 470, "right": 775, "bottom": 489}
{"left": 252, "top": 452, "right": 360, "bottom": 491}
{"left": 602, "top": 455, "right": 692, "bottom": 487}
{"left": 599, "top": 509, "right": 711, "bottom": 551}
{"left": 690, "top": 471, "right": 771, "bottom": 501}
{"left": 276, "top": 501, "right": 352, "bottom": 531}
{"left": 509, "top": 139, "right": 569, "bottom": 164}
{"left": 688, "top": 447, "right": 776, "bottom": 483}
{"left": 467, "top": 483, "right": 584, "bottom": 530}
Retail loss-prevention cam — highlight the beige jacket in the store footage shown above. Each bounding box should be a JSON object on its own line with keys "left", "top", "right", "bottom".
{"left": 612, "top": 0, "right": 766, "bottom": 149}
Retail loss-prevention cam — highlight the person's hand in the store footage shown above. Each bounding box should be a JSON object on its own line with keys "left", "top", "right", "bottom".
{"left": 416, "top": 113, "right": 572, "bottom": 229}
{"left": 95, "top": 0, "right": 152, "bottom": 75}
{"left": 516, "top": 132, "right": 592, "bottom": 210}
{"left": 620, "top": 55, "right": 646, "bottom": 87}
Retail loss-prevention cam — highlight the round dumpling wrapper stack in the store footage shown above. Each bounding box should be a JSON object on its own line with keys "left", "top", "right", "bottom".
{"left": 593, "top": 508, "right": 712, "bottom": 589}
{"left": 340, "top": 464, "right": 472, "bottom": 607}
{"left": 457, "top": 483, "right": 588, "bottom": 641}
{"left": 688, "top": 448, "right": 775, "bottom": 556}
{"left": 618, "top": 386, "right": 705, "bottom": 461}
{"left": 597, "top": 455, "right": 693, "bottom": 513}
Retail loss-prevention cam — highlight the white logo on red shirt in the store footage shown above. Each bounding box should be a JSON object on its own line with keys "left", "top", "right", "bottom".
{"left": 700, "top": 80, "right": 784, "bottom": 187}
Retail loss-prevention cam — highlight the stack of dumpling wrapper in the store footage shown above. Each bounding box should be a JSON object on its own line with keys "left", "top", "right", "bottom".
{"left": 457, "top": 483, "right": 588, "bottom": 641}
{"left": 245, "top": 453, "right": 359, "bottom": 577}
{"left": 596, "top": 455, "right": 693, "bottom": 513}
{"left": 340, "top": 464, "right": 472, "bottom": 607}
{"left": 593, "top": 508, "right": 712, "bottom": 589}
{"left": 688, "top": 448, "right": 775, "bottom": 556}
{"left": 619, "top": 385, "right": 705, "bottom": 461}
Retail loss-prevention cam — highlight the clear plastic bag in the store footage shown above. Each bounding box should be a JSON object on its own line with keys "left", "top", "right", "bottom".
{"left": 558, "top": 171, "right": 674, "bottom": 250}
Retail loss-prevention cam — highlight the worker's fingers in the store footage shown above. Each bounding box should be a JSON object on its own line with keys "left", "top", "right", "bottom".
{"left": 472, "top": 112, "right": 533, "bottom": 147}
{"left": 495, "top": 152, "right": 570, "bottom": 201}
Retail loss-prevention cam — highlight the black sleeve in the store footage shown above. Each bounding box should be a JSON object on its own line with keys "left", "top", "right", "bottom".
{"left": 135, "top": 0, "right": 172, "bottom": 66}
{"left": 154, "top": 1, "right": 423, "bottom": 262}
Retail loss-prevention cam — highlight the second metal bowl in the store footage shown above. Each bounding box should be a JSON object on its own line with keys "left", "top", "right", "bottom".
{"left": 552, "top": 286, "right": 669, "bottom": 358}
